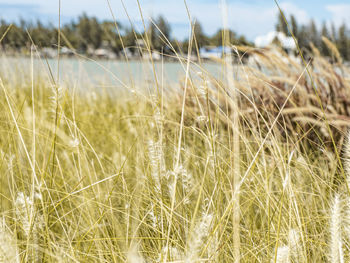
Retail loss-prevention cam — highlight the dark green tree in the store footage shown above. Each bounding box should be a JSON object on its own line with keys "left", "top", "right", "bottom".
{"left": 330, "top": 22, "right": 337, "bottom": 42}
{"left": 148, "top": 15, "right": 171, "bottom": 52}
{"left": 29, "top": 20, "right": 55, "bottom": 47}
{"left": 337, "top": 23, "right": 349, "bottom": 60}
{"left": 210, "top": 29, "right": 237, "bottom": 46}
{"left": 61, "top": 21, "right": 79, "bottom": 49}
{"left": 290, "top": 15, "right": 298, "bottom": 38}
{"left": 296, "top": 25, "right": 309, "bottom": 52}
{"left": 308, "top": 20, "right": 320, "bottom": 46}
{"left": 101, "top": 21, "right": 123, "bottom": 53}
{"left": 320, "top": 22, "right": 330, "bottom": 56}
{"left": 76, "top": 13, "right": 103, "bottom": 51}
{"left": 2, "top": 22, "right": 27, "bottom": 49}
{"left": 193, "top": 20, "right": 209, "bottom": 48}
{"left": 276, "top": 12, "right": 289, "bottom": 35}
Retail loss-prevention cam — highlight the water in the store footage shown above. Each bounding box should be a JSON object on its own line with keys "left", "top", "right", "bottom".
{"left": 0, "top": 56, "right": 224, "bottom": 92}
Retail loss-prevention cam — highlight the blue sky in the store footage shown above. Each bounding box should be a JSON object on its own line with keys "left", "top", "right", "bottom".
{"left": 0, "top": 0, "right": 350, "bottom": 40}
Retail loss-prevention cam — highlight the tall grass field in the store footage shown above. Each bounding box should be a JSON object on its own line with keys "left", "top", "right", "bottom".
{"left": 1, "top": 4, "right": 350, "bottom": 263}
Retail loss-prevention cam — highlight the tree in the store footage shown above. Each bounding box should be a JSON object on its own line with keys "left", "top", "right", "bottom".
{"left": 193, "top": 20, "right": 208, "bottom": 49}
{"left": 148, "top": 15, "right": 171, "bottom": 52}
{"left": 101, "top": 21, "right": 123, "bottom": 53}
{"left": 296, "top": 25, "right": 309, "bottom": 52}
{"left": 330, "top": 22, "right": 337, "bottom": 42}
{"left": 320, "top": 22, "right": 330, "bottom": 57}
{"left": 89, "top": 17, "right": 103, "bottom": 49}
{"left": 181, "top": 20, "right": 209, "bottom": 53}
{"left": 76, "top": 13, "right": 90, "bottom": 50}
{"left": 308, "top": 20, "right": 319, "bottom": 46}
{"left": 290, "top": 15, "right": 298, "bottom": 38}
{"left": 337, "top": 23, "right": 348, "bottom": 60}
{"left": 276, "top": 12, "right": 289, "bottom": 35}
{"left": 122, "top": 27, "right": 144, "bottom": 55}
{"left": 76, "top": 13, "right": 103, "bottom": 51}
{"left": 1, "top": 20, "right": 27, "bottom": 49}
{"left": 156, "top": 16, "right": 171, "bottom": 41}
{"left": 61, "top": 21, "right": 79, "bottom": 49}
{"left": 237, "top": 35, "right": 250, "bottom": 46}
{"left": 210, "top": 29, "right": 237, "bottom": 46}
{"left": 29, "top": 20, "right": 55, "bottom": 47}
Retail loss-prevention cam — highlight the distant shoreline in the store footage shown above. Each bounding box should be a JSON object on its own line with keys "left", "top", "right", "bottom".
{"left": 0, "top": 50, "right": 223, "bottom": 65}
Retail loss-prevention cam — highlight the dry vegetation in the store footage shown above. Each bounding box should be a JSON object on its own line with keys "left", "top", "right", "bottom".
{"left": 1, "top": 22, "right": 350, "bottom": 263}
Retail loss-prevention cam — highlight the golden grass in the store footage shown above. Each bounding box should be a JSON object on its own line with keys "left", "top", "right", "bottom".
{"left": 1, "top": 35, "right": 350, "bottom": 262}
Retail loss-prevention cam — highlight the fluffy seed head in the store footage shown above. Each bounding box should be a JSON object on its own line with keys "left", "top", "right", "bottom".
{"left": 186, "top": 213, "right": 213, "bottom": 262}
{"left": 344, "top": 131, "right": 350, "bottom": 190}
{"left": 127, "top": 244, "right": 145, "bottom": 263}
{"left": 330, "top": 194, "right": 344, "bottom": 263}
{"left": 274, "top": 245, "right": 290, "bottom": 263}
{"left": 0, "top": 218, "right": 19, "bottom": 263}
{"left": 148, "top": 140, "right": 165, "bottom": 193}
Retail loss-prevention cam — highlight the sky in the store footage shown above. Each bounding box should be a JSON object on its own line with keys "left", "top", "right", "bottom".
{"left": 0, "top": 0, "right": 350, "bottom": 40}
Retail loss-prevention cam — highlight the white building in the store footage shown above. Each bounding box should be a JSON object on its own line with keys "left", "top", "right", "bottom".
{"left": 199, "top": 46, "right": 233, "bottom": 60}
{"left": 94, "top": 48, "right": 117, "bottom": 59}
{"left": 254, "top": 31, "right": 296, "bottom": 51}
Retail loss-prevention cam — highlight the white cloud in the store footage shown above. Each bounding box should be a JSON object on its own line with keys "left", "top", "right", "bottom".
{"left": 279, "top": 2, "right": 309, "bottom": 24}
{"left": 326, "top": 4, "right": 350, "bottom": 26}
{"left": 145, "top": 1, "right": 310, "bottom": 40}
{"left": 224, "top": 1, "right": 309, "bottom": 40}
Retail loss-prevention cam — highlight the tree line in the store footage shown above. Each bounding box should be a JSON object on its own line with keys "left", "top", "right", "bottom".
{"left": 0, "top": 13, "right": 250, "bottom": 56}
{"left": 1, "top": 12, "right": 350, "bottom": 60}
{"left": 276, "top": 13, "right": 350, "bottom": 60}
